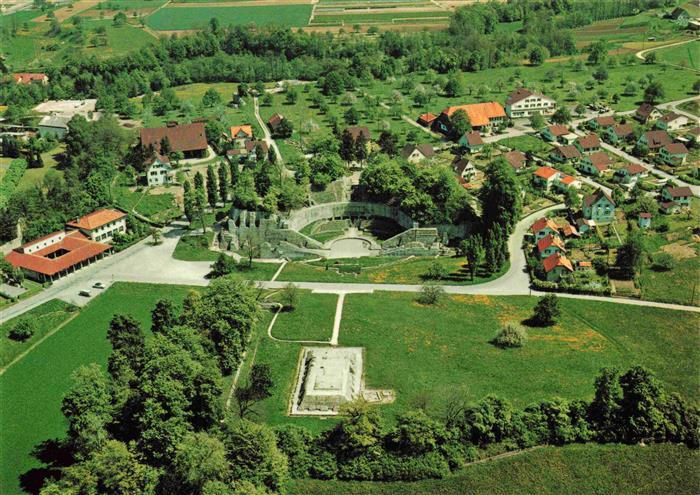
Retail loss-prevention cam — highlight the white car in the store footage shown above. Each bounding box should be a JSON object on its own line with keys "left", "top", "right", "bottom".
{"left": 93, "top": 282, "right": 105, "bottom": 289}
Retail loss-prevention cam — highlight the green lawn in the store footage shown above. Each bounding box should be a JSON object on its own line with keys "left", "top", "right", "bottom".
{"left": 277, "top": 256, "right": 509, "bottom": 285}
{"left": 0, "top": 283, "right": 198, "bottom": 495}
{"left": 0, "top": 299, "right": 76, "bottom": 369}
{"left": 172, "top": 231, "right": 218, "bottom": 261}
{"left": 268, "top": 291, "right": 338, "bottom": 341}
{"left": 243, "top": 292, "right": 699, "bottom": 433}
{"left": 17, "top": 147, "right": 64, "bottom": 190}
{"left": 112, "top": 186, "right": 180, "bottom": 223}
{"left": 312, "top": 10, "right": 449, "bottom": 25}
{"left": 498, "top": 135, "right": 552, "bottom": 155}
{"left": 0, "top": 280, "right": 44, "bottom": 311}
{"left": 289, "top": 443, "right": 700, "bottom": 495}
{"left": 145, "top": 5, "right": 313, "bottom": 30}
{"left": 653, "top": 40, "right": 699, "bottom": 69}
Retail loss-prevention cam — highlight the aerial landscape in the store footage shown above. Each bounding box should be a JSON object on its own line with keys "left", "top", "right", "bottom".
{"left": 0, "top": 0, "right": 699, "bottom": 493}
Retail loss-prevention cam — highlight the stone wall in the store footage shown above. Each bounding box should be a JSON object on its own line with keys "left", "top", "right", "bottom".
{"left": 284, "top": 202, "right": 417, "bottom": 232}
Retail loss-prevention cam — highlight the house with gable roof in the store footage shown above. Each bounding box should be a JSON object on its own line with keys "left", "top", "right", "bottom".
{"left": 504, "top": 88, "right": 556, "bottom": 118}
{"left": 582, "top": 190, "right": 616, "bottom": 222}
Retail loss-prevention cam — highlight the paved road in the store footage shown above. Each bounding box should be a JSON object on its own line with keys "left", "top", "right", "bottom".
{"left": 635, "top": 38, "right": 699, "bottom": 73}
{"left": 657, "top": 95, "right": 700, "bottom": 123}
{"left": 253, "top": 96, "right": 283, "bottom": 164}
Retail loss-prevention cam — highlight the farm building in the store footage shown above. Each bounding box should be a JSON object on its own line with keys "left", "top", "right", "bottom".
{"left": 140, "top": 122, "right": 208, "bottom": 159}
{"left": 434, "top": 102, "right": 507, "bottom": 133}
{"left": 504, "top": 88, "right": 556, "bottom": 118}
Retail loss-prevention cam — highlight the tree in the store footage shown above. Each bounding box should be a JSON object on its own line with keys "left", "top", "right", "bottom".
{"left": 693, "top": 80, "right": 700, "bottom": 95}
{"left": 8, "top": 318, "right": 35, "bottom": 341}
{"left": 378, "top": 131, "right": 399, "bottom": 157}
{"left": 389, "top": 409, "right": 447, "bottom": 455}
{"left": 529, "top": 45, "right": 548, "bottom": 66}
{"left": 150, "top": 228, "right": 162, "bottom": 245}
{"left": 218, "top": 163, "right": 229, "bottom": 206}
{"left": 183, "top": 180, "right": 196, "bottom": 226}
{"left": 551, "top": 106, "right": 572, "bottom": 124}
{"left": 344, "top": 107, "right": 360, "bottom": 125}
{"left": 564, "top": 188, "right": 580, "bottom": 210}
{"left": 529, "top": 112, "right": 545, "bottom": 130}
{"left": 112, "top": 11, "right": 127, "bottom": 27}
{"left": 618, "top": 366, "right": 668, "bottom": 443}
{"left": 424, "top": 260, "right": 448, "bottom": 280}
{"left": 460, "top": 235, "right": 485, "bottom": 280}
{"left": 107, "top": 314, "right": 145, "bottom": 369}
{"left": 615, "top": 231, "right": 644, "bottom": 280}
{"left": 644, "top": 51, "right": 657, "bottom": 64}
{"left": 285, "top": 86, "right": 298, "bottom": 105}
{"left": 492, "top": 322, "right": 527, "bottom": 348}
{"left": 480, "top": 159, "right": 521, "bottom": 233}
{"left": 280, "top": 283, "right": 299, "bottom": 311}
{"left": 652, "top": 252, "right": 674, "bottom": 271}
{"left": 274, "top": 119, "right": 293, "bottom": 139}
{"left": 416, "top": 284, "right": 444, "bottom": 305}
{"left": 169, "top": 432, "right": 228, "bottom": 493}
{"left": 202, "top": 88, "right": 222, "bottom": 107}
{"left": 210, "top": 252, "right": 237, "bottom": 278}
{"left": 151, "top": 299, "right": 176, "bottom": 334}
{"left": 339, "top": 130, "right": 357, "bottom": 163}
{"left": 587, "top": 41, "right": 607, "bottom": 65}
{"left": 235, "top": 363, "right": 273, "bottom": 418}
{"left": 206, "top": 164, "right": 219, "bottom": 208}
{"left": 644, "top": 81, "right": 664, "bottom": 104}
{"left": 532, "top": 294, "right": 561, "bottom": 326}
{"left": 592, "top": 66, "right": 608, "bottom": 83}
{"left": 449, "top": 109, "right": 471, "bottom": 141}
{"left": 444, "top": 73, "right": 464, "bottom": 97}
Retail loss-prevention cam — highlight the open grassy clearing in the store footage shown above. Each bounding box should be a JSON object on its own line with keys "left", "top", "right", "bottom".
{"left": 145, "top": 5, "right": 313, "bottom": 30}
{"left": 112, "top": 185, "right": 180, "bottom": 223}
{"left": 277, "top": 255, "right": 509, "bottom": 285}
{"left": 268, "top": 290, "right": 338, "bottom": 341}
{"left": 289, "top": 443, "right": 700, "bottom": 495}
{"left": 16, "top": 146, "right": 64, "bottom": 190}
{"left": 0, "top": 299, "right": 75, "bottom": 368}
{"left": 311, "top": 11, "right": 449, "bottom": 25}
{"left": 172, "top": 231, "right": 218, "bottom": 261}
{"left": 242, "top": 292, "right": 699, "bottom": 434}
{"left": 653, "top": 39, "right": 699, "bottom": 69}
{"left": 0, "top": 283, "right": 198, "bottom": 495}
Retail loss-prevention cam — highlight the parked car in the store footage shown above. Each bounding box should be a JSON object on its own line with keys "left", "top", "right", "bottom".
{"left": 79, "top": 290, "right": 92, "bottom": 297}
{"left": 93, "top": 282, "right": 105, "bottom": 289}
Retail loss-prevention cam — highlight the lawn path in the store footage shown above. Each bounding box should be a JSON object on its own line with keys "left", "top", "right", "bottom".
{"left": 330, "top": 292, "right": 344, "bottom": 345}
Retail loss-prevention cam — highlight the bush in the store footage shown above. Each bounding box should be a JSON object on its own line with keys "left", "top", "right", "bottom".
{"left": 652, "top": 252, "right": 674, "bottom": 271}
{"left": 210, "top": 252, "right": 237, "bottom": 278}
{"left": 531, "top": 294, "right": 560, "bottom": 326}
{"left": 416, "top": 284, "right": 444, "bottom": 305}
{"left": 492, "top": 322, "right": 528, "bottom": 348}
{"left": 280, "top": 283, "right": 299, "bottom": 310}
{"left": 8, "top": 318, "right": 35, "bottom": 341}
{"left": 423, "top": 261, "right": 448, "bottom": 280}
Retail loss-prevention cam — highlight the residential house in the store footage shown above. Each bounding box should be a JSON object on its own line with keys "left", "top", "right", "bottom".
{"left": 537, "top": 234, "right": 566, "bottom": 258}
{"left": 345, "top": 126, "right": 371, "bottom": 142}
{"left": 656, "top": 113, "right": 690, "bottom": 131}
{"left": 660, "top": 142, "right": 689, "bottom": 166}
{"left": 660, "top": 201, "right": 681, "bottom": 215}
{"left": 543, "top": 252, "right": 574, "bottom": 282}
{"left": 504, "top": 88, "right": 557, "bottom": 118}
{"left": 533, "top": 166, "right": 560, "bottom": 190}
{"left": 230, "top": 125, "right": 253, "bottom": 148}
{"left": 561, "top": 224, "right": 580, "bottom": 238}
{"left": 661, "top": 186, "right": 692, "bottom": 207}
{"left": 687, "top": 127, "right": 700, "bottom": 143}
{"left": 635, "top": 103, "right": 662, "bottom": 123}
{"left": 140, "top": 122, "right": 208, "bottom": 159}
{"left": 503, "top": 150, "right": 527, "bottom": 172}
{"left": 541, "top": 124, "right": 570, "bottom": 143}
{"left": 582, "top": 190, "right": 616, "bottom": 222}
{"left": 267, "top": 114, "right": 285, "bottom": 133}
{"left": 604, "top": 124, "right": 634, "bottom": 145}
{"left": 434, "top": 102, "right": 507, "bottom": 133}
{"left": 401, "top": 143, "right": 435, "bottom": 163}
{"left": 145, "top": 154, "right": 174, "bottom": 187}
{"left": 638, "top": 212, "right": 652, "bottom": 229}
{"left": 453, "top": 157, "right": 476, "bottom": 182}
{"left": 637, "top": 130, "right": 672, "bottom": 150}
{"left": 66, "top": 209, "right": 127, "bottom": 243}
{"left": 588, "top": 115, "right": 616, "bottom": 131}
{"left": 575, "top": 134, "right": 601, "bottom": 154}
{"left": 555, "top": 174, "right": 581, "bottom": 192}
{"left": 669, "top": 7, "right": 690, "bottom": 26}
{"left": 417, "top": 113, "right": 437, "bottom": 127}
{"left": 579, "top": 151, "right": 611, "bottom": 176}
{"left": 5, "top": 230, "right": 112, "bottom": 282}
{"left": 460, "top": 131, "right": 484, "bottom": 152}
{"left": 550, "top": 145, "right": 582, "bottom": 163}
{"left": 12, "top": 73, "right": 48, "bottom": 85}
{"left": 616, "top": 163, "right": 647, "bottom": 185}
{"left": 37, "top": 115, "right": 71, "bottom": 139}
{"left": 530, "top": 217, "right": 560, "bottom": 240}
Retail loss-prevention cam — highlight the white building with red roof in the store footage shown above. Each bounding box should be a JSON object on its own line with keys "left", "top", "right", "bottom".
{"left": 543, "top": 252, "right": 574, "bottom": 282}
{"left": 504, "top": 88, "right": 556, "bottom": 118}
{"left": 66, "top": 209, "right": 127, "bottom": 243}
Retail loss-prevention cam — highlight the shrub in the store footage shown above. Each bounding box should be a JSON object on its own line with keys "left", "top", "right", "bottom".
{"left": 416, "top": 284, "right": 444, "bottom": 305}
{"left": 280, "top": 283, "right": 299, "bottom": 311}
{"left": 532, "top": 293, "right": 560, "bottom": 326}
{"left": 8, "top": 318, "right": 35, "bottom": 341}
{"left": 652, "top": 252, "right": 674, "bottom": 271}
{"left": 492, "top": 322, "right": 528, "bottom": 348}
{"left": 423, "top": 260, "right": 448, "bottom": 280}
{"left": 210, "top": 252, "right": 237, "bottom": 277}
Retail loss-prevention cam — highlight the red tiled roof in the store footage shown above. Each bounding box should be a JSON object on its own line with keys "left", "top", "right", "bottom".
{"left": 547, "top": 124, "right": 569, "bottom": 136}
{"left": 663, "top": 143, "right": 688, "bottom": 155}
{"left": 562, "top": 224, "right": 579, "bottom": 237}
{"left": 642, "top": 130, "right": 671, "bottom": 149}
{"left": 594, "top": 116, "right": 616, "bottom": 127}
{"left": 534, "top": 166, "right": 559, "bottom": 179}
{"left": 268, "top": 113, "right": 284, "bottom": 129}
{"left": 626, "top": 164, "right": 646, "bottom": 175}
{"left": 658, "top": 112, "right": 683, "bottom": 123}
{"left": 504, "top": 150, "right": 526, "bottom": 170}
{"left": 543, "top": 252, "right": 574, "bottom": 273}
{"left": 587, "top": 151, "right": 611, "bottom": 170}
{"left": 639, "top": 212, "right": 652, "bottom": 219}
{"left": 441, "top": 102, "right": 506, "bottom": 127}
{"left": 537, "top": 234, "right": 566, "bottom": 253}
{"left": 6, "top": 231, "right": 111, "bottom": 276}
{"left": 553, "top": 145, "right": 581, "bottom": 159}
{"left": 577, "top": 133, "right": 600, "bottom": 149}
{"left": 245, "top": 140, "right": 269, "bottom": 153}
{"left": 140, "top": 122, "right": 208, "bottom": 154}
{"left": 401, "top": 143, "right": 435, "bottom": 159}
{"left": 465, "top": 131, "right": 483, "bottom": 146}
{"left": 530, "top": 217, "right": 559, "bottom": 234}
{"left": 559, "top": 175, "right": 577, "bottom": 185}
{"left": 417, "top": 113, "right": 437, "bottom": 124}
{"left": 688, "top": 127, "right": 700, "bottom": 137}
{"left": 230, "top": 125, "right": 253, "bottom": 138}
{"left": 612, "top": 124, "right": 633, "bottom": 137}
{"left": 636, "top": 103, "right": 658, "bottom": 118}
{"left": 664, "top": 186, "right": 692, "bottom": 198}
{"left": 66, "top": 209, "right": 126, "bottom": 231}
{"left": 12, "top": 73, "right": 47, "bottom": 84}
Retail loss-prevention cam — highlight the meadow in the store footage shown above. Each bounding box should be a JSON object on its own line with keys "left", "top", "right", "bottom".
{"left": 145, "top": 5, "right": 313, "bottom": 31}
{"left": 242, "top": 292, "right": 700, "bottom": 433}
{"left": 0, "top": 283, "right": 197, "bottom": 495}
{"left": 289, "top": 443, "right": 700, "bottom": 495}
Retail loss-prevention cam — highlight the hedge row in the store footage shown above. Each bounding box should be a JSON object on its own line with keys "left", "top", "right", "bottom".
{"left": 0, "top": 159, "right": 27, "bottom": 209}
{"left": 531, "top": 278, "right": 613, "bottom": 296}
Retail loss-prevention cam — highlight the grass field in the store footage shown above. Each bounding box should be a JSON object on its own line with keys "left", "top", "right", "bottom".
{"left": 311, "top": 10, "right": 449, "bottom": 25}
{"left": 268, "top": 291, "right": 338, "bottom": 341}
{"left": 17, "top": 147, "right": 64, "bottom": 190}
{"left": 172, "top": 231, "right": 218, "bottom": 261}
{"left": 0, "top": 299, "right": 75, "bottom": 368}
{"left": 277, "top": 256, "right": 509, "bottom": 285}
{"left": 289, "top": 443, "right": 700, "bottom": 495}
{"left": 112, "top": 186, "right": 180, "bottom": 223}
{"left": 242, "top": 292, "right": 699, "bottom": 433}
{"left": 653, "top": 39, "right": 699, "bottom": 69}
{"left": 145, "top": 5, "right": 313, "bottom": 30}
{"left": 0, "top": 283, "right": 197, "bottom": 495}
{"left": 498, "top": 135, "right": 552, "bottom": 154}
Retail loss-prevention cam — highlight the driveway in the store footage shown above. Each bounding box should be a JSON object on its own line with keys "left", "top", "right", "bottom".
{"left": 253, "top": 96, "right": 283, "bottom": 164}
